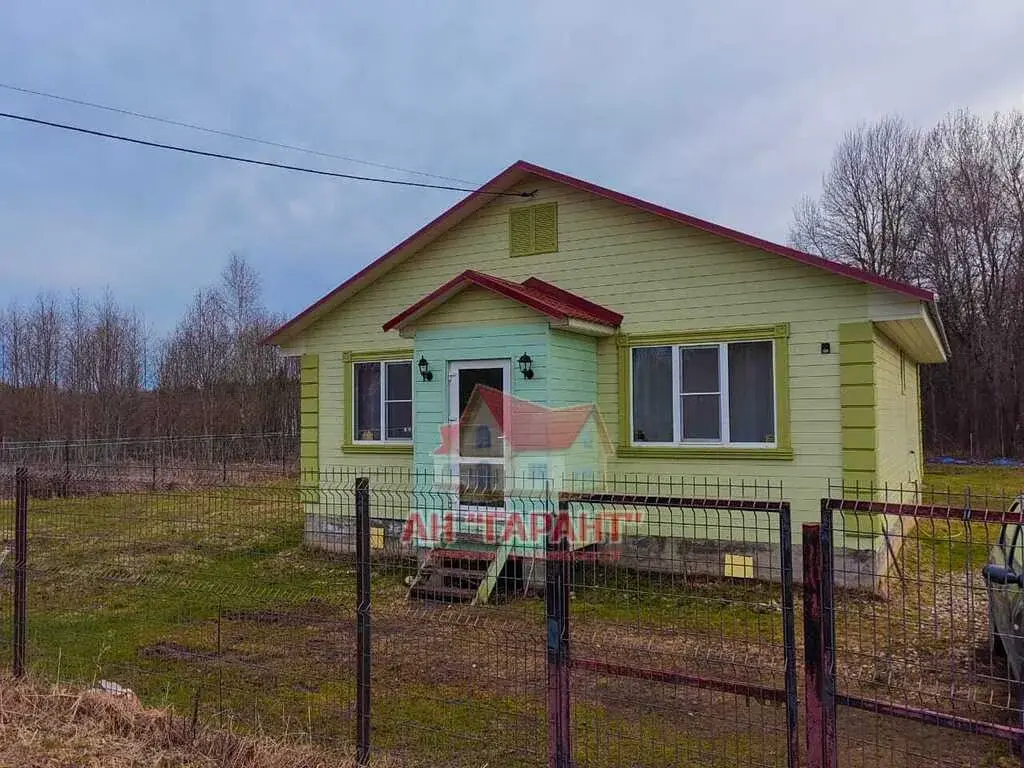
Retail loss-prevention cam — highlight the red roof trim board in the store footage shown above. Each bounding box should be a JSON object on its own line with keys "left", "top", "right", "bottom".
{"left": 520, "top": 277, "right": 626, "bottom": 323}
{"left": 264, "top": 160, "right": 935, "bottom": 345}
{"left": 382, "top": 270, "right": 623, "bottom": 331}
{"left": 513, "top": 161, "right": 936, "bottom": 303}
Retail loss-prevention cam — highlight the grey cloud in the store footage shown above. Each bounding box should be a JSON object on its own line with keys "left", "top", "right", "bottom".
{"left": 1, "top": 0, "right": 1023, "bottom": 330}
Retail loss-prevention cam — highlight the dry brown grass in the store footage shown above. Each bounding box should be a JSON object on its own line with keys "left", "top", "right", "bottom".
{"left": 0, "top": 677, "right": 363, "bottom": 768}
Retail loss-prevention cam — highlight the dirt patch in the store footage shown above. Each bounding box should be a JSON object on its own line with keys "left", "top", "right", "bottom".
{"left": 125, "top": 553, "right": 1018, "bottom": 766}
{"left": 141, "top": 641, "right": 221, "bottom": 663}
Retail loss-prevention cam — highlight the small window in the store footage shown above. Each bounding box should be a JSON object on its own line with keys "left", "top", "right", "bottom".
{"left": 509, "top": 203, "right": 558, "bottom": 257}
{"left": 631, "top": 339, "right": 776, "bottom": 447}
{"left": 354, "top": 360, "right": 413, "bottom": 442}
{"left": 729, "top": 341, "right": 775, "bottom": 442}
{"left": 631, "top": 346, "right": 673, "bottom": 442}
{"left": 680, "top": 346, "right": 721, "bottom": 440}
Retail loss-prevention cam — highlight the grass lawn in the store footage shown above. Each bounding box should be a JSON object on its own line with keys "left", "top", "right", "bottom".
{"left": 1, "top": 463, "right": 1023, "bottom": 767}
{"left": 924, "top": 462, "right": 1024, "bottom": 498}
{"left": 910, "top": 462, "right": 1024, "bottom": 572}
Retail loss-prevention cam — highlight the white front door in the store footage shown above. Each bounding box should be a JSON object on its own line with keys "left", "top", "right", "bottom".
{"left": 447, "top": 359, "right": 510, "bottom": 519}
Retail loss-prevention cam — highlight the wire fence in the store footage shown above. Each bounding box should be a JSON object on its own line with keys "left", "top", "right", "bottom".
{"left": 0, "top": 433, "right": 298, "bottom": 495}
{"left": 818, "top": 482, "right": 1024, "bottom": 768}
{"left": 0, "top": 468, "right": 1023, "bottom": 766}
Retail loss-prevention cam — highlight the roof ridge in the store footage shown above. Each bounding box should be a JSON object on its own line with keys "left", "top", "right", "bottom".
{"left": 265, "top": 159, "right": 935, "bottom": 345}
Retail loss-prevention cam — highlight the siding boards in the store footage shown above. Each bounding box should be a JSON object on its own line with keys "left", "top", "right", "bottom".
{"left": 284, "top": 175, "right": 927, "bottom": 523}
{"left": 415, "top": 287, "right": 542, "bottom": 328}
{"left": 299, "top": 353, "right": 319, "bottom": 494}
{"left": 548, "top": 331, "right": 598, "bottom": 409}
{"left": 874, "top": 328, "right": 922, "bottom": 494}
{"left": 838, "top": 322, "right": 876, "bottom": 492}
{"left": 411, "top": 320, "right": 551, "bottom": 469}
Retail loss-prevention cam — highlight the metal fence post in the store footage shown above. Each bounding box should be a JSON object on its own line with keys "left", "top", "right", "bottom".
{"left": 13, "top": 467, "right": 28, "bottom": 678}
{"left": 62, "top": 440, "right": 71, "bottom": 498}
{"left": 546, "top": 497, "right": 572, "bottom": 768}
{"left": 804, "top": 512, "right": 837, "bottom": 768}
{"left": 779, "top": 503, "right": 800, "bottom": 768}
{"left": 355, "top": 476, "right": 371, "bottom": 767}
{"left": 819, "top": 502, "right": 838, "bottom": 768}
{"left": 803, "top": 522, "right": 825, "bottom": 768}
{"left": 221, "top": 438, "right": 228, "bottom": 484}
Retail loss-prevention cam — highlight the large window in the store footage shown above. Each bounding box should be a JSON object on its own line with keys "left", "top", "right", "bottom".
{"left": 353, "top": 360, "right": 412, "bottom": 442}
{"left": 631, "top": 340, "right": 776, "bottom": 447}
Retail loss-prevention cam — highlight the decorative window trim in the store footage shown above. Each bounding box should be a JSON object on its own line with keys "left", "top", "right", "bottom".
{"left": 342, "top": 349, "right": 415, "bottom": 454}
{"left": 509, "top": 202, "right": 558, "bottom": 257}
{"left": 616, "top": 325, "right": 792, "bottom": 460}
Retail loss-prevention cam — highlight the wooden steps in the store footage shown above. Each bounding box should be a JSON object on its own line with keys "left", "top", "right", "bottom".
{"left": 474, "top": 542, "right": 514, "bottom": 605}
{"left": 408, "top": 548, "right": 496, "bottom": 603}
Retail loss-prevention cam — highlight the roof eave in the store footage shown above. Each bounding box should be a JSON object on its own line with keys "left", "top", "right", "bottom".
{"left": 550, "top": 318, "right": 618, "bottom": 337}
{"left": 926, "top": 299, "right": 951, "bottom": 359}
{"left": 265, "top": 159, "right": 936, "bottom": 345}
{"left": 262, "top": 164, "right": 534, "bottom": 346}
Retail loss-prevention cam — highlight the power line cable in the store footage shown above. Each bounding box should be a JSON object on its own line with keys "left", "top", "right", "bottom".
{"left": 0, "top": 111, "right": 530, "bottom": 197}
{"left": 0, "top": 81, "right": 477, "bottom": 185}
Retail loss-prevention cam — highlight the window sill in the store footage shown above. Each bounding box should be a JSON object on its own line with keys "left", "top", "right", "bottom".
{"left": 616, "top": 445, "right": 794, "bottom": 461}
{"left": 343, "top": 442, "right": 414, "bottom": 455}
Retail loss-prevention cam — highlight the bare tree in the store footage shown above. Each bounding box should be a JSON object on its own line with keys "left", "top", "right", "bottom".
{"left": 0, "top": 301, "right": 27, "bottom": 389}
{"left": 796, "top": 108, "right": 1024, "bottom": 457}
{"left": 0, "top": 254, "right": 299, "bottom": 446}
{"left": 792, "top": 116, "right": 924, "bottom": 281}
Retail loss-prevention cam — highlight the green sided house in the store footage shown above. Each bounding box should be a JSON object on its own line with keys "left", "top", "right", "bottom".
{"left": 265, "top": 160, "right": 948, "bottom": 596}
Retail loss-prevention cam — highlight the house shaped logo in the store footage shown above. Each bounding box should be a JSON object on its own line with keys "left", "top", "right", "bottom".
{"left": 434, "top": 384, "right": 611, "bottom": 494}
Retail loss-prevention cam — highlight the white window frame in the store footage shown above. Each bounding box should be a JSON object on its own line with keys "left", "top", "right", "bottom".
{"left": 630, "top": 340, "right": 777, "bottom": 449}
{"left": 352, "top": 359, "right": 413, "bottom": 444}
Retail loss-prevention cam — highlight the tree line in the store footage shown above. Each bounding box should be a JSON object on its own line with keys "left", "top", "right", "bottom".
{"left": 0, "top": 254, "right": 297, "bottom": 443}
{"left": 792, "top": 109, "right": 1024, "bottom": 458}
{"left": 6, "top": 108, "right": 1020, "bottom": 458}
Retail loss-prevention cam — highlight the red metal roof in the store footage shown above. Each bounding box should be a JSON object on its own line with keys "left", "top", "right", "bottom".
{"left": 435, "top": 385, "right": 605, "bottom": 454}
{"left": 264, "top": 160, "right": 935, "bottom": 345}
{"left": 382, "top": 270, "right": 622, "bottom": 331}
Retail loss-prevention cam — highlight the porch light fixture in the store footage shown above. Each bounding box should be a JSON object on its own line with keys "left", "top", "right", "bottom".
{"left": 517, "top": 354, "right": 534, "bottom": 379}
{"left": 418, "top": 356, "right": 433, "bottom": 382}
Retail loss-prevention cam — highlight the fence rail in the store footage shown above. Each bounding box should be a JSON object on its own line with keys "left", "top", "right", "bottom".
{"left": 0, "top": 432, "right": 298, "bottom": 470}
{"left": 0, "top": 433, "right": 298, "bottom": 497}
{"left": 2, "top": 468, "right": 1023, "bottom": 767}
{"left": 817, "top": 487, "right": 1024, "bottom": 767}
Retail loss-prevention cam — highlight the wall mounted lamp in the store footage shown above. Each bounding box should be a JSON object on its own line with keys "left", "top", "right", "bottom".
{"left": 517, "top": 354, "right": 534, "bottom": 379}
{"left": 418, "top": 356, "right": 433, "bottom": 382}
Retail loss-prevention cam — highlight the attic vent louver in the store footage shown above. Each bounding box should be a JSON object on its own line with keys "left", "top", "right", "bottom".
{"left": 509, "top": 202, "right": 558, "bottom": 257}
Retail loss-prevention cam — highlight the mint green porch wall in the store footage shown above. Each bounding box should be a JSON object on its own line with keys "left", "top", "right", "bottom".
{"left": 548, "top": 330, "right": 601, "bottom": 485}
{"left": 411, "top": 321, "right": 551, "bottom": 470}
{"left": 547, "top": 330, "right": 598, "bottom": 408}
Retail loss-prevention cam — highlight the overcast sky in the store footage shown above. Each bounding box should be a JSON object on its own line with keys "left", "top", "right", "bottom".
{"left": 1, "top": 1, "right": 1022, "bottom": 333}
